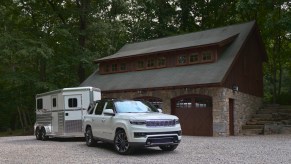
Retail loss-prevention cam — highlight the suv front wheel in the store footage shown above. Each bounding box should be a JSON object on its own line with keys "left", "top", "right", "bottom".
{"left": 114, "top": 130, "right": 132, "bottom": 155}
{"left": 85, "top": 127, "right": 96, "bottom": 147}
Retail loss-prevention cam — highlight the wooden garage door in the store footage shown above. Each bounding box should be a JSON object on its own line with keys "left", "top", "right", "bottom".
{"left": 172, "top": 95, "right": 213, "bottom": 136}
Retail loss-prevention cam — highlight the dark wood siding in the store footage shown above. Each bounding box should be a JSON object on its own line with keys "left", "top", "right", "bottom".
{"left": 223, "top": 30, "right": 264, "bottom": 97}
{"left": 99, "top": 46, "right": 218, "bottom": 74}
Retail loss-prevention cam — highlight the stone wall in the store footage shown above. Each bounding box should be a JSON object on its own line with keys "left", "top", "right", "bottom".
{"left": 103, "top": 87, "right": 262, "bottom": 136}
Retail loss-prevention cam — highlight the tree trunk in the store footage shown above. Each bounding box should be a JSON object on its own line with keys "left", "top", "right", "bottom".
{"left": 17, "top": 107, "right": 24, "bottom": 129}
{"left": 76, "top": 0, "right": 90, "bottom": 83}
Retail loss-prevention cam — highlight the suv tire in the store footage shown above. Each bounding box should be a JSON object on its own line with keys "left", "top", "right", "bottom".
{"left": 85, "top": 127, "right": 96, "bottom": 147}
{"left": 114, "top": 130, "right": 132, "bottom": 155}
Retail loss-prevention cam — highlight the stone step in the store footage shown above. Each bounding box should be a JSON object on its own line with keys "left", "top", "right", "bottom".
{"left": 262, "top": 105, "right": 291, "bottom": 110}
{"left": 257, "top": 109, "right": 278, "bottom": 114}
{"left": 240, "top": 105, "right": 291, "bottom": 136}
{"left": 246, "top": 120, "right": 274, "bottom": 125}
{"left": 250, "top": 117, "right": 282, "bottom": 122}
{"left": 252, "top": 114, "right": 273, "bottom": 119}
{"left": 241, "top": 129, "right": 263, "bottom": 136}
{"left": 242, "top": 125, "right": 264, "bottom": 130}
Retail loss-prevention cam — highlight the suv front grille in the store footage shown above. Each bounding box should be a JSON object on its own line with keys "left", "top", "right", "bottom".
{"left": 146, "top": 120, "right": 176, "bottom": 127}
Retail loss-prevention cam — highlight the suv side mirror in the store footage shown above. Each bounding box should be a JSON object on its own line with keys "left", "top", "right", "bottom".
{"left": 103, "top": 109, "right": 115, "bottom": 116}
{"left": 157, "top": 108, "right": 163, "bottom": 113}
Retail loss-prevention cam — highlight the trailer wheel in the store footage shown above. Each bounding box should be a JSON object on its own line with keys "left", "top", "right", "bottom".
{"left": 35, "top": 128, "right": 41, "bottom": 140}
{"left": 85, "top": 127, "right": 96, "bottom": 147}
{"left": 40, "top": 127, "right": 48, "bottom": 141}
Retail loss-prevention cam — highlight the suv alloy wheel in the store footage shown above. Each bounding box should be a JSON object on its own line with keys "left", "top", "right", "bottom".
{"left": 114, "top": 130, "right": 132, "bottom": 155}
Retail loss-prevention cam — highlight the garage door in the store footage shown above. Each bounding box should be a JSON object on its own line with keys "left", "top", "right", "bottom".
{"left": 171, "top": 95, "right": 213, "bottom": 136}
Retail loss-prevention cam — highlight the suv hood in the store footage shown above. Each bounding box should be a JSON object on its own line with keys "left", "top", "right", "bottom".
{"left": 118, "top": 113, "right": 178, "bottom": 120}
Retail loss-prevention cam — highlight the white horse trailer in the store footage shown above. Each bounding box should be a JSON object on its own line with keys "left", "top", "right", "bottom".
{"left": 34, "top": 87, "right": 101, "bottom": 140}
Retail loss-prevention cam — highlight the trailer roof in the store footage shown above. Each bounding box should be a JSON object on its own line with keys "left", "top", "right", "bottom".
{"left": 36, "top": 87, "right": 101, "bottom": 98}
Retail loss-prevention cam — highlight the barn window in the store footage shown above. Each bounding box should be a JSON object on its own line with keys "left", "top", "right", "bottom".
{"left": 147, "top": 59, "right": 155, "bottom": 68}
{"left": 189, "top": 53, "right": 199, "bottom": 63}
{"left": 202, "top": 51, "right": 212, "bottom": 61}
{"left": 157, "top": 57, "right": 166, "bottom": 67}
{"left": 112, "top": 64, "right": 118, "bottom": 72}
{"left": 176, "top": 98, "right": 192, "bottom": 108}
{"left": 175, "top": 96, "right": 212, "bottom": 109}
{"left": 120, "top": 63, "right": 126, "bottom": 71}
{"left": 195, "top": 97, "right": 212, "bottom": 108}
{"left": 177, "top": 55, "right": 187, "bottom": 65}
{"left": 68, "top": 98, "right": 78, "bottom": 108}
{"left": 137, "top": 61, "right": 144, "bottom": 69}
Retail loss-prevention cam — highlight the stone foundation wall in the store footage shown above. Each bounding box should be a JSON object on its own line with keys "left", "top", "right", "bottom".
{"left": 103, "top": 87, "right": 262, "bottom": 136}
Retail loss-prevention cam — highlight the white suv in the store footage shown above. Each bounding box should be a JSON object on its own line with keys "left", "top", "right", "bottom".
{"left": 83, "top": 99, "right": 182, "bottom": 155}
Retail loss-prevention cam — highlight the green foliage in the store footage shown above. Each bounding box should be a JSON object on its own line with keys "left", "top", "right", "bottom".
{"left": 0, "top": 0, "right": 290, "bottom": 133}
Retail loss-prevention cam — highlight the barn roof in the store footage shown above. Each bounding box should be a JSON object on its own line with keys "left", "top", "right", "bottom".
{"left": 81, "top": 21, "right": 263, "bottom": 91}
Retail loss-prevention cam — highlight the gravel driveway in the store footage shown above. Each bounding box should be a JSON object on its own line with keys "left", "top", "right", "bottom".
{"left": 1, "top": 134, "right": 291, "bottom": 164}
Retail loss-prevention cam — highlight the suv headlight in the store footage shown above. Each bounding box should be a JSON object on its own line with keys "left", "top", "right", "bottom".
{"left": 129, "top": 120, "right": 146, "bottom": 125}
{"left": 175, "top": 119, "right": 180, "bottom": 125}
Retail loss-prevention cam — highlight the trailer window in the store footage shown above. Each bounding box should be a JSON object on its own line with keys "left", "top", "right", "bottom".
{"left": 52, "top": 98, "right": 57, "bottom": 107}
{"left": 37, "top": 99, "right": 43, "bottom": 110}
{"left": 68, "top": 98, "right": 78, "bottom": 108}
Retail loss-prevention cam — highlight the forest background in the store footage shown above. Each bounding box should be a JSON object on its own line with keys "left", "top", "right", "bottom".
{"left": 0, "top": 0, "right": 290, "bottom": 134}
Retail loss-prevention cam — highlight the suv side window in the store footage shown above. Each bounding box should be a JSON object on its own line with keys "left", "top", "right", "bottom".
{"left": 87, "top": 102, "right": 96, "bottom": 115}
{"left": 105, "top": 101, "right": 114, "bottom": 110}
{"left": 95, "top": 101, "right": 105, "bottom": 115}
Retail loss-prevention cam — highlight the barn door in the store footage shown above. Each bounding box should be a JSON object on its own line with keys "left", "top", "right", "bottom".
{"left": 172, "top": 95, "right": 213, "bottom": 136}
{"left": 229, "top": 99, "right": 234, "bottom": 136}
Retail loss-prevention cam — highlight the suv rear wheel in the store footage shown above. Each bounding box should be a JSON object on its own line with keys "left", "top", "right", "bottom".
{"left": 114, "top": 130, "right": 132, "bottom": 155}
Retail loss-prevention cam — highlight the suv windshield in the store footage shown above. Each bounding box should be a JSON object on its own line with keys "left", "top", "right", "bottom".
{"left": 115, "top": 100, "right": 158, "bottom": 113}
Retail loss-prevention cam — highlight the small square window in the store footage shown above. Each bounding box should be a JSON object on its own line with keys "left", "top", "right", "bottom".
{"left": 112, "top": 64, "right": 117, "bottom": 72}
{"left": 189, "top": 53, "right": 199, "bottom": 63}
{"left": 137, "top": 61, "right": 144, "bottom": 69}
{"left": 177, "top": 55, "right": 187, "bottom": 65}
{"left": 202, "top": 51, "right": 212, "bottom": 61}
{"left": 120, "top": 63, "right": 126, "bottom": 71}
{"left": 158, "top": 57, "right": 166, "bottom": 67}
{"left": 147, "top": 59, "right": 155, "bottom": 68}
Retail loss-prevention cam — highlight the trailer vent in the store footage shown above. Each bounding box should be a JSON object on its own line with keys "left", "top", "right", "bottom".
{"left": 36, "top": 113, "right": 52, "bottom": 125}
{"left": 65, "top": 120, "right": 82, "bottom": 133}
{"left": 58, "top": 112, "right": 64, "bottom": 133}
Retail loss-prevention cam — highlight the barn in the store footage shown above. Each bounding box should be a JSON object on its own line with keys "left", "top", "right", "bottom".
{"left": 80, "top": 21, "right": 267, "bottom": 136}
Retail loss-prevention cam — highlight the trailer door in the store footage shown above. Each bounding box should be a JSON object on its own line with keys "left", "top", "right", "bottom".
{"left": 64, "top": 95, "right": 83, "bottom": 133}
